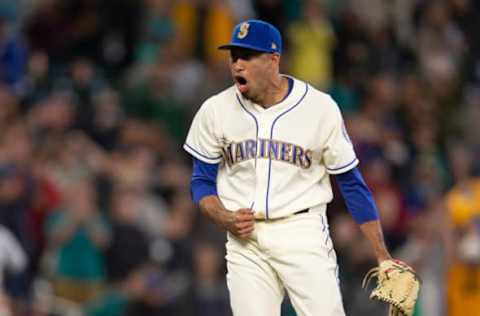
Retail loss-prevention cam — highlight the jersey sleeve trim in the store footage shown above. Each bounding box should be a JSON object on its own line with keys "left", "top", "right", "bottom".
{"left": 326, "top": 157, "right": 359, "bottom": 174}
{"left": 183, "top": 143, "right": 223, "bottom": 163}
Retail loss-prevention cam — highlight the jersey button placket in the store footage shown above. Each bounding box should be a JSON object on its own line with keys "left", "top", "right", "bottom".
{"left": 255, "top": 113, "right": 274, "bottom": 219}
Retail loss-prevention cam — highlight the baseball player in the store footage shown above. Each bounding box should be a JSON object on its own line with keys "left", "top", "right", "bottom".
{"left": 184, "top": 20, "right": 396, "bottom": 316}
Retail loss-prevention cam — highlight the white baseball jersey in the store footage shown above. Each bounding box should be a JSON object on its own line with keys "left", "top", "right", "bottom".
{"left": 184, "top": 76, "right": 358, "bottom": 219}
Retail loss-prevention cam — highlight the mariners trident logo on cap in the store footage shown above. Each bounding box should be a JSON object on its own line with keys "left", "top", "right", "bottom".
{"left": 219, "top": 19, "right": 282, "bottom": 54}
{"left": 237, "top": 22, "right": 250, "bottom": 39}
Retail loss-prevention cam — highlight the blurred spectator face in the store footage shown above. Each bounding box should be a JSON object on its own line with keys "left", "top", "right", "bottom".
{"left": 28, "top": 51, "right": 49, "bottom": 78}
{"left": 34, "top": 92, "right": 76, "bottom": 131}
{"left": 360, "top": 96, "right": 381, "bottom": 118}
{"left": 112, "top": 145, "right": 156, "bottom": 189}
{"left": 158, "top": 161, "right": 190, "bottom": 190}
{"left": 130, "top": 146, "right": 156, "bottom": 172}
{"left": 401, "top": 75, "right": 422, "bottom": 104}
{"left": 371, "top": 75, "right": 396, "bottom": 107}
{"left": 348, "top": 115, "right": 380, "bottom": 144}
{"left": 412, "top": 124, "right": 437, "bottom": 150}
{"left": 0, "top": 166, "right": 24, "bottom": 204}
{"left": 93, "top": 89, "right": 122, "bottom": 130}
{"left": 426, "top": 57, "right": 456, "bottom": 88}
{"left": 71, "top": 58, "right": 95, "bottom": 87}
{"left": 426, "top": 2, "right": 449, "bottom": 28}
{"left": 304, "top": 0, "right": 324, "bottom": 22}
{"left": 149, "top": 61, "right": 174, "bottom": 93}
{"left": 111, "top": 188, "right": 140, "bottom": 223}
{"left": 2, "top": 123, "right": 33, "bottom": 166}
{"left": 400, "top": 75, "right": 436, "bottom": 122}
{"left": 124, "top": 269, "right": 148, "bottom": 299}
{"left": 57, "top": 139, "right": 81, "bottom": 168}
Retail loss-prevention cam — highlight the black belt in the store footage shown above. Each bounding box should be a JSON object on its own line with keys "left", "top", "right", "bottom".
{"left": 294, "top": 208, "right": 309, "bottom": 215}
{"left": 255, "top": 208, "right": 310, "bottom": 221}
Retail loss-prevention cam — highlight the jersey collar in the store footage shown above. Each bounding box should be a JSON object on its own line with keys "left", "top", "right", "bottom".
{"left": 235, "top": 76, "right": 307, "bottom": 114}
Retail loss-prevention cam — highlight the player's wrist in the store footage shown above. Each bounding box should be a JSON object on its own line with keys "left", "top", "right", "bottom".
{"left": 376, "top": 252, "right": 392, "bottom": 264}
{"left": 199, "top": 195, "right": 232, "bottom": 230}
{"left": 217, "top": 208, "right": 233, "bottom": 228}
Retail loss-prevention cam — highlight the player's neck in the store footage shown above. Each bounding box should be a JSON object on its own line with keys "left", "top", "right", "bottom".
{"left": 258, "top": 75, "right": 289, "bottom": 108}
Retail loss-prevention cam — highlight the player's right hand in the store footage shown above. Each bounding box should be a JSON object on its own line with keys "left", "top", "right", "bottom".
{"left": 225, "top": 208, "right": 255, "bottom": 239}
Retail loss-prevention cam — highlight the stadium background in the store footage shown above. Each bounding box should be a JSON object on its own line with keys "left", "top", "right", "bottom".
{"left": 0, "top": 0, "right": 479, "bottom": 315}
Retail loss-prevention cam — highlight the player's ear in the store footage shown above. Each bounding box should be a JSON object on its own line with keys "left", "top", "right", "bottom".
{"left": 270, "top": 53, "right": 281, "bottom": 65}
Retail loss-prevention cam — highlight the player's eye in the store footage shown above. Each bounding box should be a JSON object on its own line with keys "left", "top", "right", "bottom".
{"left": 231, "top": 49, "right": 262, "bottom": 62}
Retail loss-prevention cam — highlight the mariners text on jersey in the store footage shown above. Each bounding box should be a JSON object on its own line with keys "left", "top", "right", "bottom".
{"left": 222, "top": 138, "right": 313, "bottom": 169}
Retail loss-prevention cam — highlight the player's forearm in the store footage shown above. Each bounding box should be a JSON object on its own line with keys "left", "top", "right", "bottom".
{"left": 199, "top": 196, "right": 255, "bottom": 239}
{"left": 199, "top": 195, "right": 232, "bottom": 230}
{"left": 359, "top": 220, "right": 392, "bottom": 263}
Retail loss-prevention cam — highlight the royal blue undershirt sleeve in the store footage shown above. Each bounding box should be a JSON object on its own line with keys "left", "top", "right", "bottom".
{"left": 335, "top": 166, "right": 379, "bottom": 224}
{"left": 191, "top": 157, "right": 219, "bottom": 204}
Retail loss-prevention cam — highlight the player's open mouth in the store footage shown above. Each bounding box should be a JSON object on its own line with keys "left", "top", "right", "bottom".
{"left": 235, "top": 76, "right": 248, "bottom": 92}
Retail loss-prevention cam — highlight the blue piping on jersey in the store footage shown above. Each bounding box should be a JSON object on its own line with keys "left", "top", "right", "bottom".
{"left": 320, "top": 213, "right": 335, "bottom": 259}
{"left": 236, "top": 94, "right": 259, "bottom": 167}
{"left": 278, "top": 76, "right": 294, "bottom": 103}
{"left": 320, "top": 213, "right": 340, "bottom": 289}
{"left": 265, "top": 83, "right": 309, "bottom": 219}
{"left": 326, "top": 157, "right": 358, "bottom": 172}
{"left": 236, "top": 94, "right": 259, "bottom": 209}
{"left": 320, "top": 212, "right": 329, "bottom": 245}
{"left": 184, "top": 143, "right": 223, "bottom": 162}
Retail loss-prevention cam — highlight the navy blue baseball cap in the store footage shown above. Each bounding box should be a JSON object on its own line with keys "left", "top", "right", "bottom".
{"left": 218, "top": 19, "right": 282, "bottom": 54}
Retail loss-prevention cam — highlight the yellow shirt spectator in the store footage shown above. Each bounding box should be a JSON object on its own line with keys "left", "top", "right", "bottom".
{"left": 287, "top": 7, "right": 335, "bottom": 90}
{"left": 172, "top": 0, "right": 233, "bottom": 63}
{"left": 445, "top": 178, "right": 480, "bottom": 316}
{"left": 445, "top": 179, "right": 480, "bottom": 228}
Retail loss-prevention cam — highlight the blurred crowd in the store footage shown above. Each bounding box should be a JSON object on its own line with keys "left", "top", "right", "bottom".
{"left": 0, "top": 0, "right": 479, "bottom": 315}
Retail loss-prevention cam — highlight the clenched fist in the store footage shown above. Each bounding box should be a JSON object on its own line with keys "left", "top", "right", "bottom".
{"left": 224, "top": 208, "right": 255, "bottom": 239}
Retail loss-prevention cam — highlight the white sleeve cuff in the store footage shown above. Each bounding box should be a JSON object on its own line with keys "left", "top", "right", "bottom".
{"left": 183, "top": 143, "right": 223, "bottom": 164}
{"left": 326, "top": 158, "right": 359, "bottom": 175}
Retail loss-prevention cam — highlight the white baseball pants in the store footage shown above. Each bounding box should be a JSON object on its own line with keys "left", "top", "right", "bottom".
{"left": 225, "top": 205, "right": 345, "bottom": 316}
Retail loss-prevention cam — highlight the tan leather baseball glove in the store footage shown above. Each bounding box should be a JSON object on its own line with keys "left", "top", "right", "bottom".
{"left": 362, "top": 259, "right": 421, "bottom": 316}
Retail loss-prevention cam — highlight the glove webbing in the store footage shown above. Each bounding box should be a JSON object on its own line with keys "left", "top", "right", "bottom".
{"left": 362, "top": 265, "right": 420, "bottom": 316}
